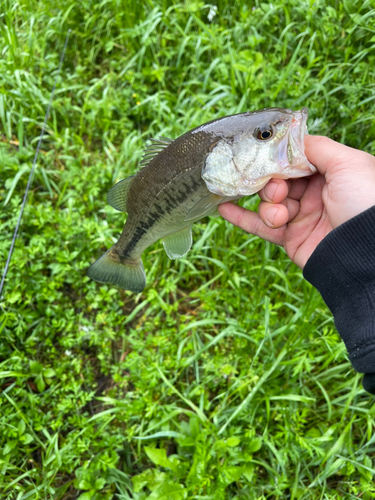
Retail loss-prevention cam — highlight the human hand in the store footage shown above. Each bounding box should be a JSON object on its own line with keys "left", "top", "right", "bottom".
{"left": 218, "top": 135, "right": 375, "bottom": 268}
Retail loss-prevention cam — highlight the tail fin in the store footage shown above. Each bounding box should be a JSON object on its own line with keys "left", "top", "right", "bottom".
{"left": 87, "top": 248, "right": 146, "bottom": 293}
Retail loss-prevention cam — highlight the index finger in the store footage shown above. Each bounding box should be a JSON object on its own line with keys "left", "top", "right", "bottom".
{"left": 218, "top": 202, "right": 285, "bottom": 246}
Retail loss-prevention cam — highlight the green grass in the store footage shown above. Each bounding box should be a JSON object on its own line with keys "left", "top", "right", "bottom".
{"left": 1, "top": 0, "right": 375, "bottom": 498}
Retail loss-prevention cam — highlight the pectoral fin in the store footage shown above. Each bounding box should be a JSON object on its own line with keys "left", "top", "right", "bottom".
{"left": 184, "top": 193, "right": 224, "bottom": 222}
{"left": 162, "top": 226, "right": 193, "bottom": 259}
{"left": 107, "top": 176, "right": 134, "bottom": 212}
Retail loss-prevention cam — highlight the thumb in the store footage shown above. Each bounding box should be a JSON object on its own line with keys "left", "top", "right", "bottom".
{"left": 304, "top": 135, "right": 372, "bottom": 175}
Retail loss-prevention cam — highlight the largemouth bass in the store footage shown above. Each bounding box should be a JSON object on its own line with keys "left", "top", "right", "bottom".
{"left": 87, "top": 107, "right": 316, "bottom": 292}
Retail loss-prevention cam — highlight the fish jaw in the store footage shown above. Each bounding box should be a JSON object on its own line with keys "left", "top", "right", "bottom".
{"left": 277, "top": 107, "right": 317, "bottom": 177}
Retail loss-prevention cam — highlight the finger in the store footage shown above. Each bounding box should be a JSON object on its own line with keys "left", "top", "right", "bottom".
{"left": 258, "top": 202, "right": 289, "bottom": 228}
{"left": 287, "top": 178, "right": 309, "bottom": 201}
{"left": 258, "top": 198, "right": 300, "bottom": 228}
{"left": 285, "top": 198, "right": 301, "bottom": 221}
{"left": 259, "top": 177, "right": 309, "bottom": 204}
{"left": 258, "top": 179, "right": 289, "bottom": 203}
{"left": 304, "top": 135, "right": 375, "bottom": 175}
{"left": 218, "top": 202, "right": 285, "bottom": 246}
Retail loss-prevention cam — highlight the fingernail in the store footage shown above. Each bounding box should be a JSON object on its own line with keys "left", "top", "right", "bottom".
{"left": 266, "top": 207, "right": 278, "bottom": 225}
{"left": 265, "top": 181, "right": 278, "bottom": 201}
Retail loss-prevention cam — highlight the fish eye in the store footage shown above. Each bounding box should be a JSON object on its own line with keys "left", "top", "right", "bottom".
{"left": 255, "top": 126, "right": 274, "bottom": 141}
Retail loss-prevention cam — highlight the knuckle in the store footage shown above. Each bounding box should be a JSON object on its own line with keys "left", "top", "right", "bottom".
{"left": 235, "top": 207, "right": 247, "bottom": 228}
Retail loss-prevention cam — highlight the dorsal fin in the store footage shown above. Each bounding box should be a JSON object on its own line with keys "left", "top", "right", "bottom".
{"left": 138, "top": 136, "right": 174, "bottom": 168}
{"left": 107, "top": 175, "right": 134, "bottom": 212}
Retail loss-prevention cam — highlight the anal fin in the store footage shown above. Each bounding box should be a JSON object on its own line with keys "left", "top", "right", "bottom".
{"left": 162, "top": 226, "right": 192, "bottom": 260}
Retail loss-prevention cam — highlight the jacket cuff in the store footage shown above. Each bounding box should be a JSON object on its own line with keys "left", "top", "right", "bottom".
{"left": 303, "top": 205, "right": 375, "bottom": 374}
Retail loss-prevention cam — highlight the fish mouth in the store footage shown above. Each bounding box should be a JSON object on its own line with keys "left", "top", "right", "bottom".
{"left": 278, "top": 107, "right": 317, "bottom": 177}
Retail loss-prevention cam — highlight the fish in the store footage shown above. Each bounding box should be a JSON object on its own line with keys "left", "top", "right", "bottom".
{"left": 87, "top": 107, "right": 316, "bottom": 293}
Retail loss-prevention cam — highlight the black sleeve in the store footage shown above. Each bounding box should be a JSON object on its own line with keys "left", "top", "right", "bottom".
{"left": 303, "top": 205, "right": 375, "bottom": 395}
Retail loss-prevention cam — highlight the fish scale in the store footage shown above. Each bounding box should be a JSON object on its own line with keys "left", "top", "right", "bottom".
{"left": 120, "top": 168, "right": 207, "bottom": 260}
{"left": 87, "top": 108, "right": 316, "bottom": 292}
